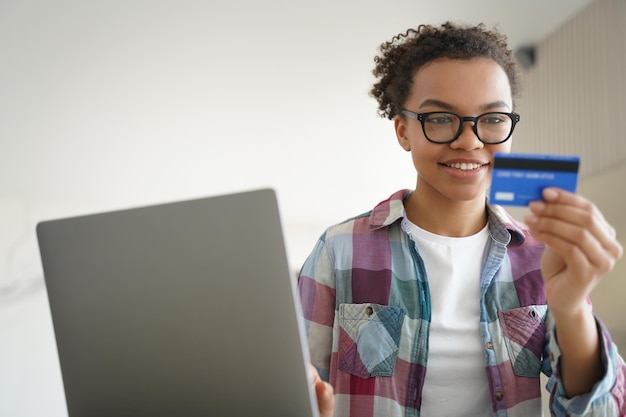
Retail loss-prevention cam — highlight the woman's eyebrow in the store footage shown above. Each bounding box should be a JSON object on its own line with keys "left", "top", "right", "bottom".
{"left": 482, "top": 100, "right": 512, "bottom": 111}
{"left": 418, "top": 99, "right": 453, "bottom": 110}
{"left": 418, "top": 99, "right": 512, "bottom": 111}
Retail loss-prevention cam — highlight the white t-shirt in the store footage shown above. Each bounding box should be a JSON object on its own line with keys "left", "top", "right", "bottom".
{"left": 405, "top": 219, "right": 492, "bottom": 416}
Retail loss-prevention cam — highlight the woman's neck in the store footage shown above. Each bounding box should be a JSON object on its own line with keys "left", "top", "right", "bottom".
{"left": 404, "top": 187, "right": 488, "bottom": 237}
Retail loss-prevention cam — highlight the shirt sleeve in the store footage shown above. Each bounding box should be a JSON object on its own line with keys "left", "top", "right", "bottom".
{"left": 546, "top": 315, "right": 626, "bottom": 416}
{"left": 297, "top": 231, "right": 337, "bottom": 382}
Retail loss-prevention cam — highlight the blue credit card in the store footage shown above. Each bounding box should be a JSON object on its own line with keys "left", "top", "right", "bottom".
{"left": 489, "top": 152, "right": 580, "bottom": 206}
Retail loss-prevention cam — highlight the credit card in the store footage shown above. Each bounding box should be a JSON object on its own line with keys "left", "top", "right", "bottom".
{"left": 489, "top": 152, "right": 580, "bottom": 206}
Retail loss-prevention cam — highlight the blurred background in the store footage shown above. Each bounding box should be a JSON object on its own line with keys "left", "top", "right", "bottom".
{"left": 1, "top": 0, "right": 624, "bottom": 415}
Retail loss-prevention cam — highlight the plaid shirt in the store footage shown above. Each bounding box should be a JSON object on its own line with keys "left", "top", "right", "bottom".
{"left": 298, "top": 190, "right": 626, "bottom": 417}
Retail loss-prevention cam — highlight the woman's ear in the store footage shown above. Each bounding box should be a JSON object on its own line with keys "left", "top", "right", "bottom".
{"left": 394, "top": 115, "right": 411, "bottom": 151}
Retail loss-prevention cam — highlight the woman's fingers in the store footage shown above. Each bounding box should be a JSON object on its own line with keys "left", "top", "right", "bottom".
{"left": 525, "top": 188, "right": 623, "bottom": 273}
{"left": 309, "top": 364, "right": 335, "bottom": 417}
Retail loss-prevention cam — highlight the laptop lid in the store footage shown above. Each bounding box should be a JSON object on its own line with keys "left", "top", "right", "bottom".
{"left": 36, "top": 188, "right": 318, "bottom": 417}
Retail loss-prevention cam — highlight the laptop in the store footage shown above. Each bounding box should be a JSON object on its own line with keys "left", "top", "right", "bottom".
{"left": 36, "top": 188, "right": 319, "bottom": 417}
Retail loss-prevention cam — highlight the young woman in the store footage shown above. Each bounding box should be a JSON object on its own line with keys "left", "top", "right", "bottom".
{"left": 300, "top": 22, "right": 625, "bottom": 417}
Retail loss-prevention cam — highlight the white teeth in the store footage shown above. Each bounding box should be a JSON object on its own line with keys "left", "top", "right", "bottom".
{"left": 446, "top": 162, "right": 482, "bottom": 171}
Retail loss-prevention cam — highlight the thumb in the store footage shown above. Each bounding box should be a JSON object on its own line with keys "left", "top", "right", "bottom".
{"left": 315, "top": 379, "right": 335, "bottom": 417}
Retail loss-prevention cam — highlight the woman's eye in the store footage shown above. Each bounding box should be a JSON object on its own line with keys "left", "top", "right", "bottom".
{"left": 481, "top": 115, "right": 506, "bottom": 124}
{"left": 427, "top": 115, "right": 454, "bottom": 124}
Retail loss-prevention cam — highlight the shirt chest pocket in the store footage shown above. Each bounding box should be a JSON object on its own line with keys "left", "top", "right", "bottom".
{"left": 498, "top": 305, "right": 547, "bottom": 378}
{"left": 337, "top": 303, "right": 406, "bottom": 379}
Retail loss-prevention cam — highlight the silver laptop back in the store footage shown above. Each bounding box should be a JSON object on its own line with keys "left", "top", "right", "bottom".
{"left": 37, "top": 188, "right": 318, "bottom": 417}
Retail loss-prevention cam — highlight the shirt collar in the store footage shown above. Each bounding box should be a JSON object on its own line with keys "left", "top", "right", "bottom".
{"left": 368, "top": 189, "right": 530, "bottom": 247}
{"left": 369, "top": 189, "right": 411, "bottom": 229}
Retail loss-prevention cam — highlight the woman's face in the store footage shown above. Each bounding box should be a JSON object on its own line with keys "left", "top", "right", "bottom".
{"left": 394, "top": 57, "right": 514, "bottom": 204}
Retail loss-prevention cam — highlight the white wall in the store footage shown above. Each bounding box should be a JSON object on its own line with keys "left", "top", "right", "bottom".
{"left": 1, "top": 1, "right": 618, "bottom": 416}
{"left": 0, "top": 0, "right": 593, "bottom": 284}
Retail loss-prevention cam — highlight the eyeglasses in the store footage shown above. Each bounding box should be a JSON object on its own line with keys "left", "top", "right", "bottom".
{"left": 401, "top": 110, "right": 520, "bottom": 144}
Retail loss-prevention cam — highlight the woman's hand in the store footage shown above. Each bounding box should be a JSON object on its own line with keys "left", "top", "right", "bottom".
{"left": 524, "top": 187, "right": 623, "bottom": 396}
{"left": 524, "top": 188, "right": 623, "bottom": 314}
{"left": 309, "top": 364, "right": 335, "bottom": 417}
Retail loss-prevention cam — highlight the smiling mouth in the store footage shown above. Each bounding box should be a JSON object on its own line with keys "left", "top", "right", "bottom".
{"left": 443, "top": 162, "right": 486, "bottom": 171}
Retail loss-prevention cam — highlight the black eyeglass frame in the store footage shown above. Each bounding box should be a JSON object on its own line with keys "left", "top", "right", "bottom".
{"left": 401, "top": 109, "right": 521, "bottom": 144}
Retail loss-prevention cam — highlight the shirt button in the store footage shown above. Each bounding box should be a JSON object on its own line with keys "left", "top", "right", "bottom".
{"left": 486, "top": 341, "right": 494, "bottom": 349}
{"left": 550, "top": 352, "right": 555, "bottom": 362}
{"left": 495, "top": 391, "right": 504, "bottom": 401}
{"left": 365, "top": 306, "right": 374, "bottom": 316}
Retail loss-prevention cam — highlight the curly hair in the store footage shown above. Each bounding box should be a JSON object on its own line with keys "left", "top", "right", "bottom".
{"left": 370, "top": 22, "right": 521, "bottom": 119}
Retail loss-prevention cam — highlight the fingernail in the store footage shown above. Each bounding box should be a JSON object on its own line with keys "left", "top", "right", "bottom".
{"left": 543, "top": 188, "right": 559, "bottom": 200}
{"left": 525, "top": 214, "right": 538, "bottom": 224}
{"left": 528, "top": 201, "right": 546, "bottom": 211}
